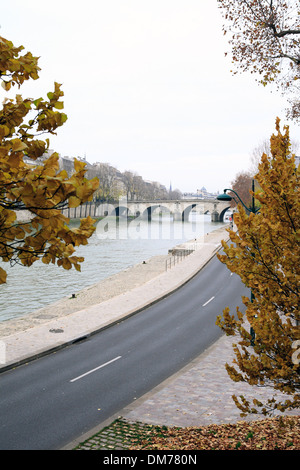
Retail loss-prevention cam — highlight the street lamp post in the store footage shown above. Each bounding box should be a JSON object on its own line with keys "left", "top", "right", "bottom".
{"left": 217, "top": 179, "right": 259, "bottom": 345}
{"left": 217, "top": 180, "right": 259, "bottom": 215}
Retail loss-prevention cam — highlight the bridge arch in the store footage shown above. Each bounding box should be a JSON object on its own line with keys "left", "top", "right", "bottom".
{"left": 114, "top": 205, "right": 130, "bottom": 218}
{"left": 181, "top": 203, "right": 197, "bottom": 221}
{"left": 218, "top": 206, "right": 231, "bottom": 222}
{"left": 180, "top": 202, "right": 214, "bottom": 221}
{"left": 181, "top": 201, "right": 231, "bottom": 223}
{"left": 142, "top": 204, "right": 173, "bottom": 221}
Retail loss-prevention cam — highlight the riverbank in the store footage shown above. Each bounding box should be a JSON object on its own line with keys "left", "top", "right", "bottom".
{"left": 0, "top": 254, "right": 168, "bottom": 337}
{"left": 0, "top": 226, "right": 228, "bottom": 369}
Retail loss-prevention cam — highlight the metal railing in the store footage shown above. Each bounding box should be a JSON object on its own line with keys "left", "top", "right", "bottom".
{"left": 165, "top": 249, "right": 194, "bottom": 271}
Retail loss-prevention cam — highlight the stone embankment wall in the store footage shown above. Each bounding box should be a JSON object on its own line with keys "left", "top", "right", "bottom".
{"left": 13, "top": 203, "right": 99, "bottom": 223}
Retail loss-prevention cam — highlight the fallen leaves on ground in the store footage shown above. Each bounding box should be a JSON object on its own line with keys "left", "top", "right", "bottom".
{"left": 130, "top": 416, "right": 300, "bottom": 450}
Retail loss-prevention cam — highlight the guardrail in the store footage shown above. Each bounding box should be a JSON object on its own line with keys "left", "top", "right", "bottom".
{"left": 165, "top": 249, "right": 194, "bottom": 271}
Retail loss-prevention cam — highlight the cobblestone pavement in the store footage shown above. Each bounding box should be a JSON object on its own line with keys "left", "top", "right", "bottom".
{"left": 74, "top": 418, "right": 160, "bottom": 450}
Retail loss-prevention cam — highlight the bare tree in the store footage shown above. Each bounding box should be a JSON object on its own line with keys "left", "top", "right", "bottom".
{"left": 230, "top": 171, "right": 254, "bottom": 209}
{"left": 218, "top": 0, "right": 300, "bottom": 120}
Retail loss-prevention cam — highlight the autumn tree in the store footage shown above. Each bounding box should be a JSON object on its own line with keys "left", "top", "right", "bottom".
{"left": 218, "top": 0, "right": 300, "bottom": 120}
{"left": 216, "top": 118, "right": 299, "bottom": 416}
{"left": 88, "top": 162, "right": 121, "bottom": 202}
{"left": 229, "top": 171, "right": 254, "bottom": 209}
{"left": 0, "top": 36, "right": 99, "bottom": 284}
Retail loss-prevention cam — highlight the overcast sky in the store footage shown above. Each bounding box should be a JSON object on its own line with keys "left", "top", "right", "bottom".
{"left": 1, "top": 0, "right": 298, "bottom": 193}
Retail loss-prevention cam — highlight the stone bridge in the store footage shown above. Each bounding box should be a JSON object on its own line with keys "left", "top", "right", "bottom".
{"left": 63, "top": 198, "right": 230, "bottom": 222}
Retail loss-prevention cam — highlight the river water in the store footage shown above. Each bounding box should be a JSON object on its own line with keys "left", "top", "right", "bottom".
{"left": 0, "top": 214, "right": 227, "bottom": 322}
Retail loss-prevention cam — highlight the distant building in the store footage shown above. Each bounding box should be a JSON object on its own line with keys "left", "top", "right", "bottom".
{"left": 23, "top": 149, "right": 91, "bottom": 177}
{"left": 183, "top": 187, "right": 218, "bottom": 199}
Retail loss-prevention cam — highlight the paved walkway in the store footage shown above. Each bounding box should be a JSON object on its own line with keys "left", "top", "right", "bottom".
{"left": 0, "top": 226, "right": 297, "bottom": 450}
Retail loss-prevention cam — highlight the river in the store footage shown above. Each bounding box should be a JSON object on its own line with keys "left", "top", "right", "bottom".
{"left": 0, "top": 214, "right": 227, "bottom": 322}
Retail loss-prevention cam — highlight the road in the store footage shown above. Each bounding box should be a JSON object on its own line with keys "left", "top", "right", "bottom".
{"left": 0, "top": 255, "right": 249, "bottom": 450}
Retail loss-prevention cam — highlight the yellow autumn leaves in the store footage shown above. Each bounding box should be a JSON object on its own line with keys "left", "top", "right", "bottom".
{"left": 0, "top": 35, "right": 99, "bottom": 283}
{"left": 216, "top": 118, "right": 300, "bottom": 416}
